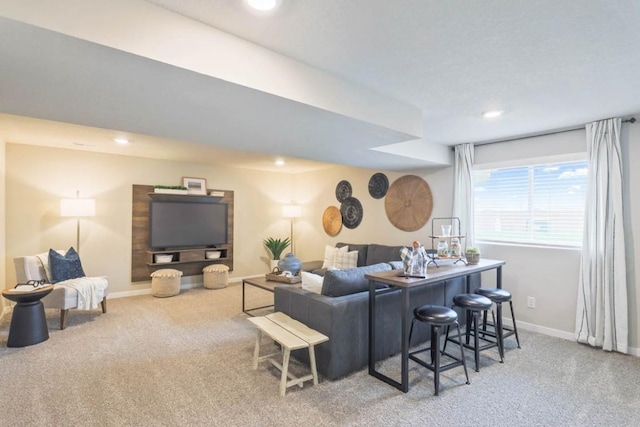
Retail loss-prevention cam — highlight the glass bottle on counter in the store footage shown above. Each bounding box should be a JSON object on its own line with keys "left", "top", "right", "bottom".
{"left": 437, "top": 240, "right": 449, "bottom": 258}
{"left": 450, "top": 238, "right": 461, "bottom": 258}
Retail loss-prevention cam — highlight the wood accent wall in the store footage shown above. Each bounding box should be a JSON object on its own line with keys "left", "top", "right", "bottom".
{"left": 131, "top": 185, "right": 234, "bottom": 282}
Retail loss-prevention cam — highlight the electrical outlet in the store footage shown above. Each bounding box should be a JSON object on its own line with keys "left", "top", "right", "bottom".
{"left": 527, "top": 296, "right": 536, "bottom": 309}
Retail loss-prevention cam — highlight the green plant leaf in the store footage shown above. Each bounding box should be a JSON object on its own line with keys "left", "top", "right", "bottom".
{"left": 263, "top": 237, "right": 291, "bottom": 260}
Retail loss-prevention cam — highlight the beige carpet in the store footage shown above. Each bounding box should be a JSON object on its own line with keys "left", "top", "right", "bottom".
{"left": 0, "top": 283, "right": 638, "bottom": 427}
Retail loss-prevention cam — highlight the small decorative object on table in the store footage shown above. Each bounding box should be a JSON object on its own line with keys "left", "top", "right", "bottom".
{"left": 277, "top": 253, "right": 302, "bottom": 276}
{"left": 182, "top": 177, "right": 207, "bottom": 195}
{"left": 437, "top": 240, "right": 449, "bottom": 258}
{"left": 465, "top": 247, "right": 481, "bottom": 265}
{"left": 265, "top": 268, "right": 301, "bottom": 284}
{"left": 399, "top": 241, "right": 428, "bottom": 278}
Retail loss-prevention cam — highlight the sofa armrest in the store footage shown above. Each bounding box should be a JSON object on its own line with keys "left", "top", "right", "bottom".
{"left": 301, "top": 260, "right": 323, "bottom": 272}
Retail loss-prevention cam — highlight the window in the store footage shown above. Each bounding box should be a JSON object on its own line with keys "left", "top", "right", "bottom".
{"left": 474, "top": 160, "right": 588, "bottom": 247}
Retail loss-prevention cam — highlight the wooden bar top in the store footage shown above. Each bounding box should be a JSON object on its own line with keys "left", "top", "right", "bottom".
{"left": 365, "top": 258, "right": 505, "bottom": 289}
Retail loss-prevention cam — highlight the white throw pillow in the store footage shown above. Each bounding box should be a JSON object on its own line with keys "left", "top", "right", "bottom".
{"left": 301, "top": 271, "right": 323, "bottom": 294}
{"left": 321, "top": 245, "right": 349, "bottom": 269}
{"left": 334, "top": 250, "right": 358, "bottom": 269}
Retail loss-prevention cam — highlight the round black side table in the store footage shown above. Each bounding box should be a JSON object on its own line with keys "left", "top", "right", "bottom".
{"left": 2, "top": 285, "right": 53, "bottom": 347}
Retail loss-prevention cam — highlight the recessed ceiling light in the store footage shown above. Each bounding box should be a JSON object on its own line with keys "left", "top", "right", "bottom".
{"left": 246, "top": 0, "right": 280, "bottom": 11}
{"left": 275, "top": 159, "right": 285, "bottom": 167}
{"left": 482, "top": 110, "right": 503, "bottom": 119}
{"left": 114, "top": 137, "right": 129, "bottom": 145}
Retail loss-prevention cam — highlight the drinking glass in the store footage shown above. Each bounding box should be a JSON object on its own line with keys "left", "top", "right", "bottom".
{"left": 441, "top": 224, "right": 452, "bottom": 236}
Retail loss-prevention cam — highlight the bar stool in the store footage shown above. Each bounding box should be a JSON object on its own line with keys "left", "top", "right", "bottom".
{"left": 445, "top": 293, "right": 502, "bottom": 371}
{"left": 475, "top": 288, "right": 521, "bottom": 359}
{"left": 408, "top": 304, "right": 470, "bottom": 395}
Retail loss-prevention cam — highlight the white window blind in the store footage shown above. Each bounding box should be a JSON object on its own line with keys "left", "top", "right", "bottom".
{"left": 474, "top": 160, "right": 588, "bottom": 247}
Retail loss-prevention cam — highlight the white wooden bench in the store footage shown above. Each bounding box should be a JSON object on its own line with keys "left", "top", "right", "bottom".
{"left": 248, "top": 312, "right": 329, "bottom": 397}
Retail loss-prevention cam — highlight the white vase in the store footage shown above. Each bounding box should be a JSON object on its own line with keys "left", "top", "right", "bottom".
{"left": 269, "top": 260, "right": 279, "bottom": 272}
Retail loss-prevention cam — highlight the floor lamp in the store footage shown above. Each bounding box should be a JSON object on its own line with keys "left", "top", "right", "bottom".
{"left": 60, "top": 191, "right": 96, "bottom": 254}
{"left": 282, "top": 204, "right": 302, "bottom": 254}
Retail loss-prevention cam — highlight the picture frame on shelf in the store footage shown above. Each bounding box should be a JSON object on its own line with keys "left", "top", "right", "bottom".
{"left": 182, "top": 177, "right": 207, "bottom": 195}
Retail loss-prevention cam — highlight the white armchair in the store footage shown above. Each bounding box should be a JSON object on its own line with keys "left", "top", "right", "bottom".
{"left": 13, "top": 253, "right": 108, "bottom": 329}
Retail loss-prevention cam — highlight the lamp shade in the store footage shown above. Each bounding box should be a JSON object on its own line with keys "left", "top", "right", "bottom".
{"left": 282, "top": 204, "right": 302, "bottom": 218}
{"left": 60, "top": 198, "right": 96, "bottom": 217}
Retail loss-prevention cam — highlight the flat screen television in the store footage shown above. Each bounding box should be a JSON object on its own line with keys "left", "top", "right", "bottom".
{"left": 149, "top": 201, "right": 228, "bottom": 249}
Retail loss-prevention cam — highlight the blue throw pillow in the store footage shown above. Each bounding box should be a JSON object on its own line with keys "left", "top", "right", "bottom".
{"left": 49, "top": 247, "right": 86, "bottom": 284}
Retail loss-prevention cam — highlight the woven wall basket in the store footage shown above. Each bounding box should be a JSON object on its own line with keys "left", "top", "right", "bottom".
{"left": 384, "top": 175, "right": 433, "bottom": 232}
{"left": 322, "top": 205, "right": 343, "bottom": 236}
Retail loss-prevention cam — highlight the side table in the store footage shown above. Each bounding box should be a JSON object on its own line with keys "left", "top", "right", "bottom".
{"left": 2, "top": 285, "right": 54, "bottom": 347}
{"left": 242, "top": 277, "right": 300, "bottom": 316}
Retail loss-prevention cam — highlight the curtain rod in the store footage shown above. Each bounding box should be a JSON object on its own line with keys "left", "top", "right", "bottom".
{"left": 460, "top": 117, "right": 637, "bottom": 148}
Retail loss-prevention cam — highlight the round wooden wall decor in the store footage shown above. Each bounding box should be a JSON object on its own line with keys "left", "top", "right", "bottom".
{"left": 322, "top": 206, "right": 342, "bottom": 236}
{"left": 384, "top": 175, "right": 433, "bottom": 232}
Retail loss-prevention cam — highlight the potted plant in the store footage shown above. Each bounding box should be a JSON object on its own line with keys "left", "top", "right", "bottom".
{"left": 465, "top": 246, "right": 481, "bottom": 265}
{"left": 263, "top": 237, "right": 291, "bottom": 270}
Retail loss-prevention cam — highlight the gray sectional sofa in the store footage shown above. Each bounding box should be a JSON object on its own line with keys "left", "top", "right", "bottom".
{"left": 274, "top": 242, "right": 480, "bottom": 380}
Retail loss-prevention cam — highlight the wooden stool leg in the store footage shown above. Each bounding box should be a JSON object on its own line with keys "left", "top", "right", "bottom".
{"left": 308, "top": 344, "right": 319, "bottom": 385}
{"left": 252, "top": 330, "right": 262, "bottom": 370}
{"left": 280, "top": 348, "right": 291, "bottom": 397}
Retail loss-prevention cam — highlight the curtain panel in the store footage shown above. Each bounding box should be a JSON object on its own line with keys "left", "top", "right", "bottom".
{"left": 453, "top": 143, "right": 475, "bottom": 247}
{"left": 575, "top": 117, "right": 628, "bottom": 353}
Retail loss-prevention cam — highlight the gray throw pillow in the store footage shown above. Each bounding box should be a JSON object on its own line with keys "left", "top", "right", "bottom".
{"left": 321, "top": 263, "right": 392, "bottom": 297}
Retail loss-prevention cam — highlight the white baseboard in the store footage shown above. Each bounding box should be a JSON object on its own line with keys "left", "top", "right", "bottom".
{"left": 502, "top": 317, "right": 640, "bottom": 357}
{"left": 108, "top": 276, "right": 244, "bottom": 299}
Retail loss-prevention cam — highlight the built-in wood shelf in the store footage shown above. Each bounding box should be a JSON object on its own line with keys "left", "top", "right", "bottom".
{"left": 131, "top": 185, "right": 234, "bottom": 282}
{"left": 147, "top": 193, "right": 224, "bottom": 203}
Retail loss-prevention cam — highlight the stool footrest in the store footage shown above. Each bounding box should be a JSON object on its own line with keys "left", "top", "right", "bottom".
{"left": 409, "top": 351, "right": 466, "bottom": 374}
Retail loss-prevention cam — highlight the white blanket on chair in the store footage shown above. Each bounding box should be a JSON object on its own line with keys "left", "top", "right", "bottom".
{"left": 58, "top": 276, "right": 108, "bottom": 310}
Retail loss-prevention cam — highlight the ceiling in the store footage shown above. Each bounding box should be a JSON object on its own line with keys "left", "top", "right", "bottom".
{"left": 1, "top": 0, "right": 639, "bottom": 172}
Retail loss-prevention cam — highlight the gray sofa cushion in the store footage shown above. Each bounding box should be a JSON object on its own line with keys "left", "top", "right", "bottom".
{"left": 321, "top": 263, "right": 391, "bottom": 297}
{"left": 366, "top": 243, "right": 404, "bottom": 265}
{"left": 336, "top": 242, "right": 369, "bottom": 267}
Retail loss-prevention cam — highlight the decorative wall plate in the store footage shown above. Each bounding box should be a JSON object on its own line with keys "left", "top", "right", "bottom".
{"left": 340, "top": 197, "right": 363, "bottom": 229}
{"left": 384, "top": 175, "right": 433, "bottom": 232}
{"left": 335, "top": 180, "right": 352, "bottom": 203}
{"left": 322, "top": 206, "right": 343, "bottom": 236}
{"left": 368, "top": 172, "right": 389, "bottom": 199}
